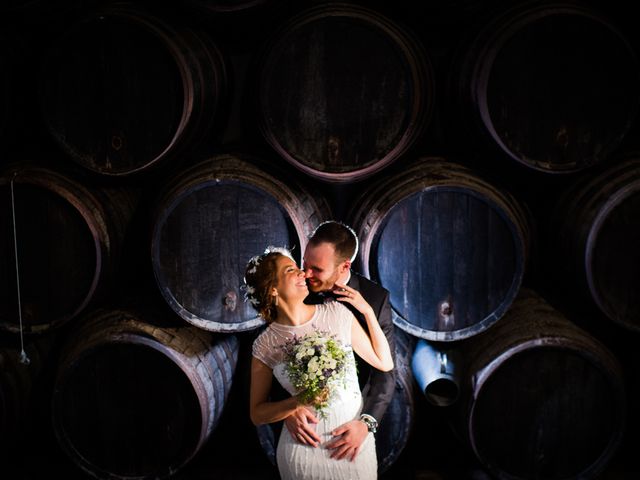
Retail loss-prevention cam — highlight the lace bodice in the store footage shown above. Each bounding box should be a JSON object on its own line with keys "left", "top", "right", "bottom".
{"left": 252, "top": 301, "right": 353, "bottom": 370}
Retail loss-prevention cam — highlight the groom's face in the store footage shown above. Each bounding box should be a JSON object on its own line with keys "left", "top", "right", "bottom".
{"left": 303, "top": 242, "right": 343, "bottom": 293}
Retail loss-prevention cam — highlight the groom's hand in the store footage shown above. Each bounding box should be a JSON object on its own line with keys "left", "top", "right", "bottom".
{"left": 327, "top": 420, "right": 368, "bottom": 461}
{"left": 285, "top": 407, "right": 321, "bottom": 447}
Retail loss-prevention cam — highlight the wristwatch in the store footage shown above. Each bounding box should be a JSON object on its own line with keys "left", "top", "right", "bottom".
{"left": 359, "top": 414, "right": 378, "bottom": 434}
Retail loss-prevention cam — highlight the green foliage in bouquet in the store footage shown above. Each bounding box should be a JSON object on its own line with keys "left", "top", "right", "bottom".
{"left": 281, "top": 330, "right": 349, "bottom": 415}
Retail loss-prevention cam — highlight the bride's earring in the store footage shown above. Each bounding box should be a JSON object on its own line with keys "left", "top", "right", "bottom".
{"left": 274, "top": 294, "right": 279, "bottom": 306}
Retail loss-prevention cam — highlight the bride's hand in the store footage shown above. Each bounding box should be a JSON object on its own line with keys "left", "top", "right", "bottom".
{"left": 333, "top": 283, "right": 373, "bottom": 316}
{"left": 297, "top": 387, "right": 330, "bottom": 410}
{"left": 285, "top": 405, "right": 320, "bottom": 447}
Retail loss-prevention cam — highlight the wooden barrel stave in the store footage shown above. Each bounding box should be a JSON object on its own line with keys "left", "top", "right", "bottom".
{"left": 52, "top": 308, "right": 239, "bottom": 479}
{"left": 350, "top": 158, "right": 530, "bottom": 341}
{"left": 151, "top": 153, "right": 331, "bottom": 332}
{"left": 0, "top": 165, "right": 137, "bottom": 333}
{"left": 453, "top": 289, "right": 626, "bottom": 480}
{"left": 554, "top": 157, "right": 640, "bottom": 331}
{"left": 257, "top": 3, "right": 433, "bottom": 182}
{"left": 450, "top": 3, "right": 640, "bottom": 172}
{"left": 40, "top": 5, "right": 228, "bottom": 176}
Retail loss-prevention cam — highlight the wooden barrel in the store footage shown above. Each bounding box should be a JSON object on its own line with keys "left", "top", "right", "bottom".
{"left": 453, "top": 289, "right": 625, "bottom": 480}
{"left": 151, "top": 153, "right": 331, "bottom": 332}
{"left": 450, "top": 3, "right": 640, "bottom": 173}
{"left": 52, "top": 308, "right": 239, "bottom": 479}
{"left": 350, "top": 158, "right": 530, "bottom": 341}
{"left": 255, "top": 326, "right": 416, "bottom": 474}
{"left": 0, "top": 165, "right": 137, "bottom": 333}
{"left": 40, "top": 4, "right": 228, "bottom": 176}
{"left": 554, "top": 156, "right": 640, "bottom": 331}
{"left": 257, "top": 3, "right": 434, "bottom": 183}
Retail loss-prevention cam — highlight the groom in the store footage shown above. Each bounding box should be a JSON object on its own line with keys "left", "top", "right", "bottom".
{"left": 285, "top": 220, "right": 396, "bottom": 461}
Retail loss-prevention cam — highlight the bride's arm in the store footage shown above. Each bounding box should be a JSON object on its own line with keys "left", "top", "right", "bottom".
{"left": 249, "top": 356, "right": 303, "bottom": 425}
{"left": 334, "top": 282, "right": 393, "bottom": 372}
{"left": 350, "top": 311, "right": 394, "bottom": 372}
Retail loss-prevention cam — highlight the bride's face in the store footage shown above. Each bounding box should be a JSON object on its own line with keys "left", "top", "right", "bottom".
{"left": 273, "top": 256, "right": 308, "bottom": 302}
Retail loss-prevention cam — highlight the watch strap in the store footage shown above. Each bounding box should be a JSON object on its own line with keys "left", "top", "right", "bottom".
{"left": 359, "top": 413, "right": 378, "bottom": 434}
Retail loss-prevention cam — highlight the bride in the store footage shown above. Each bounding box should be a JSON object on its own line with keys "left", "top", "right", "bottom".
{"left": 246, "top": 247, "right": 393, "bottom": 480}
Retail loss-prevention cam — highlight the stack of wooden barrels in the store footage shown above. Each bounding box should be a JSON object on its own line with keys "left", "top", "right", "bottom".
{"left": 1, "top": 1, "right": 640, "bottom": 479}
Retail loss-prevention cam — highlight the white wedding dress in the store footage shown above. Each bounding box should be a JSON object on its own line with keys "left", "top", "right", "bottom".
{"left": 252, "top": 301, "right": 377, "bottom": 480}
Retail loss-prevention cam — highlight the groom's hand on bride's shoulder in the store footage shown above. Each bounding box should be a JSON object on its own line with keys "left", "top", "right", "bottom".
{"left": 327, "top": 420, "right": 368, "bottom": 462}
{"left": 285, "top": 406, "right": 321, "bottom": 447}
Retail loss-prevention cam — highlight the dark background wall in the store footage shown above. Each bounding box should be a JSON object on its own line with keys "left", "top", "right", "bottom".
{"left": 2, "top": 0, "right": 640, "bottom": 478}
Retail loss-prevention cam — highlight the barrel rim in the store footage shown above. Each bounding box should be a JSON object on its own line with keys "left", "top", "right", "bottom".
{"left": 52, "top": 337, "right": 204, "bottom": 479}
{"left": 151, "top": 178, "right": 281, "bottom": 332}
{"left": 40, "top": 6, "right": 200, "bottom": 176}
{"left": 256, "top": 2, "right": 433, "bottom": 183}
{"left": 0, "top": 167, "right": 104, "bottom": 333}
{"left": 371, "top": 184, "right": 526, "bottom": 341}
{"left": 470, "top": 3, "right": 640, "bottom": 173}
{"left": 468, "top": 340, "right": 626, "bottom": 480}
{"left": 150, "top": 153, "right": 330, "bottom": 331}
{"left": 52, "top": 311, "right": 239, "bottom": 478}
{"left": 585, "top": 177, "right": 640, "bottom": 329}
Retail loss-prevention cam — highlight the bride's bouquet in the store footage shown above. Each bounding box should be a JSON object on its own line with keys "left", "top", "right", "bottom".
{"left": 281, "top": 330, "right": 348, "bottom": 416}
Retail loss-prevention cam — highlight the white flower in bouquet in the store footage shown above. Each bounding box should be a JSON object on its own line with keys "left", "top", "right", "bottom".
{"left": 281, "top": 330, "right": 348, "bottom": 416}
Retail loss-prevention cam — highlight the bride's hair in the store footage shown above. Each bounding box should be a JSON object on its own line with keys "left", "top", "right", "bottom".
{"left": 244, "top": 246, "right": 293, "bottom": 323}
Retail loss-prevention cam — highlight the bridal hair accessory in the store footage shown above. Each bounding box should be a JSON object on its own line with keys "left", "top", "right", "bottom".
{"left": 243, "top": 246, "right": 293, "bottom": 309}
{"left": 243, "top": 284, "right": 259, "bottom": 307}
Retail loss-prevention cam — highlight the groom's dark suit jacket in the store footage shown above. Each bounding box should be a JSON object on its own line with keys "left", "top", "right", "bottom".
{"left": 342, "top": 272, "right": 396, "bottom": 423}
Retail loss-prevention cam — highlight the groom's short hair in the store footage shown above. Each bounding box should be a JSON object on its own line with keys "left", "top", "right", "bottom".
{"left": 308, "top": 221, "right": 358, "bottom": 263}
